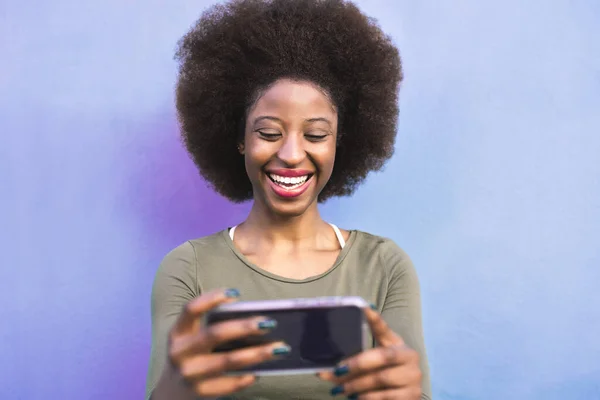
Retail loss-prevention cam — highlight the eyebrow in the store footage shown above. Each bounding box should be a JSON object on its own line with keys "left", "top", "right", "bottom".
{"left": 253, "top": 116, "right": 282, "bottom": 124}
{"left": 305, "top": 117, "right": 332, "bottom": 126}
{"left": 252, "top": 116, "right": 333, "bottom": 126}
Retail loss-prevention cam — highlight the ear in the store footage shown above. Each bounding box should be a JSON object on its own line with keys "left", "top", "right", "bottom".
{"left": 237, "top": 142, "right": 245, "bottom": 155}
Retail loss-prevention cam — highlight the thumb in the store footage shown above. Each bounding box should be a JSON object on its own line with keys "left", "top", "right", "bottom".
{"left": 364, "top": 306, "right": 404, "bottom": 347}
{"left": 174, "top": 288, "right": 240, "bottom": 335}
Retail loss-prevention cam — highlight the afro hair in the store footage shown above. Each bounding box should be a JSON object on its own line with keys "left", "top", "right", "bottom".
{"left": 175, "top": 0, "right": 403, "bottom": 202}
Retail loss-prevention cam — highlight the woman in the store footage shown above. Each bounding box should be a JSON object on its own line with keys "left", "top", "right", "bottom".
{"left": 147, "top": 0, "right": 431, "bottom": 399}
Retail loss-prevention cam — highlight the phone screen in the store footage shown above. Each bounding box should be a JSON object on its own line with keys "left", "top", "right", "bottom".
{"left": 206, "top": 305, "right": 364, "bottom": 372}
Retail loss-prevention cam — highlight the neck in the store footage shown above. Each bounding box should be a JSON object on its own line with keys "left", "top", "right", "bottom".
{"left": 241, "top": 200, "right": 326, "bottom": 244}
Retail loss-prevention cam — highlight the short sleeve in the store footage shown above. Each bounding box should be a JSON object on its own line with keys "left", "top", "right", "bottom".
{"left": 145, "top": 242, "right": 200, "bottom": 400}
{"left": 379, "top": 240, "right": 432, "bottom": 400}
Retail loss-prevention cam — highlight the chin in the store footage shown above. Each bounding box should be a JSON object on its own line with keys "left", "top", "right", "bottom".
{"left": 274, "top": 204, "right": 311, "bottom": 218}
{"left": 266, "top": 196, "right": 315, "bottom": 218}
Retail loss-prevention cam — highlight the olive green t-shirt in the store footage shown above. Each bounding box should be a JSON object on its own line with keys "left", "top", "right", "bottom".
{"left": 146, "top": 229, "right": 431, "bottom": 400}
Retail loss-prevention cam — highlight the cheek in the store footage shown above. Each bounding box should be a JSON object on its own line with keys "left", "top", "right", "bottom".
{"left": 245, "top": 140, "right": 271, "bottom": 167}
{"left": 324, "top": 141, "right": 338, "bottom": 165}
{"left": 313, "top": 144, "right": 337, "bottom": 175}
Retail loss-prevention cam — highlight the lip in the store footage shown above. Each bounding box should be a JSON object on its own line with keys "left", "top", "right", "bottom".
{"left": 266, "top": 168, "right": 314, "bottom": 178}
{"left": 266, "top": 172, "right": 314, "bottom": 198}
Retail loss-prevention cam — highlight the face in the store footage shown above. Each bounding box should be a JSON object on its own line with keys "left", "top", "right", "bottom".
{"left": 241, "top": 79, "right": 338, "bottom": 217}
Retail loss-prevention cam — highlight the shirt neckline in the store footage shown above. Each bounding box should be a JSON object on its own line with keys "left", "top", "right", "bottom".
{"left": 220, "top": 228, "right": 359, "bottom": 284}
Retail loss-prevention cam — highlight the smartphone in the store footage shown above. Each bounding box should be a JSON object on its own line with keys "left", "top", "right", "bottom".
{"left": 204, "top": 296, "right": 370, "bottom": 375}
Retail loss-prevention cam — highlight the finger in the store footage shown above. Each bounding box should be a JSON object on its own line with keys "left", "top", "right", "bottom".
{"left": 203, "top": 316, "right": 278, "bottom": 349}
{"left": 349, "top": 387, "right": 422, "bottom": 400}
{"left": 173, "top": 288, "right": 240, "bottom": 335}
{"left": 319, "top": 345, "right": 418, "bottom": 383}
{"left": 192, "top": 374, "right": 256, "bottom": 397}
{"left": 180, "top": 341, "right": 291, "bottom": 381}
{"left": 364, "top": 307, "right": 403, "bottom": 347}
{"left": 335, "top": 364, "right": 422, "bottom": 395}
{"left": 171, "top": 316, "right": 278, "bottom": 363}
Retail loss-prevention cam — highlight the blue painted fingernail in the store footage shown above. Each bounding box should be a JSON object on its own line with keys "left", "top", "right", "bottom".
{"left": 333, "top": 364, "right": 349, "bottom": 377}
{"left": 330, "top": 385, "right": 344, "bottom": 396}
{"left": 347, "top": 395, "right": 358, "bottom": 400}
{"left": 369, "top": 303, "right": 377, "bottom": 310}
{"left": 272, "top": 345, "right": 291, "bottom": 356}
{"left": 258, "top": 319, "right": 277, "bottom": 330}
{"left": 224, "top": 288, "right": 240, "bottom": 298}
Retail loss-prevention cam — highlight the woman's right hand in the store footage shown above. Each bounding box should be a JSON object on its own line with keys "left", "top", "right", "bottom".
{"left": 168, "top": 288, "right": 289, "bottom": 398}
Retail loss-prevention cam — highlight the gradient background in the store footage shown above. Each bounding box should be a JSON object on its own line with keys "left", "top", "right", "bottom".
{"left": 2, "top": 1, "right": 599, "bottom": 399}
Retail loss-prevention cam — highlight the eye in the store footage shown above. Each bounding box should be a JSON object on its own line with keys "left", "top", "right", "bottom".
{"left": 305, "top": 132, "right": 329, "bottom": 142}
{"left": 257, "top": 130, "right": 282, "bottom": 141}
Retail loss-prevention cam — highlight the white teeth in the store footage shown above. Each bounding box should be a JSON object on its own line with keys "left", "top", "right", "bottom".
{"left": 268, "top": 173, "right": 309, "bottom": 188}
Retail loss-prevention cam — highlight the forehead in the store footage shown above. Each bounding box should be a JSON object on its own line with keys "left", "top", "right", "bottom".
{"left": 249, "top": 79, "right": 337, "bottom": 118}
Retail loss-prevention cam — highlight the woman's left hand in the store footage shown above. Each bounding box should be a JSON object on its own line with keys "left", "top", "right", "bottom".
{"left": 317, "top": 306, "right": 422, "bottom": 399}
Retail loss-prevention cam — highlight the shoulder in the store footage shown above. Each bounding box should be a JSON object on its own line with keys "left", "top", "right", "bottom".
{"left": 187, "top": 229, "right": 230, "bottom": 252}
{"left": 352, "top": 231, "right": 416, "bottom": 277}
{"left": 154, "top": 230, "right": 228, "bottom": 286}
{"left": 353, "top": 231, "right": 411, "bottom": 262}
{"left": 160, "top": 230, "right": 228, "bottom": 266}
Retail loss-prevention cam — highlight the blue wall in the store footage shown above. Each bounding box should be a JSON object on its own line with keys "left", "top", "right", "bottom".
{"left": 2, "top": 1, "right": 599, "bottom": 399}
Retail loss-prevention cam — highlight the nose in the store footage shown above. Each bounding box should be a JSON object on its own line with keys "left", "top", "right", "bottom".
{"left": 277, "top": 133, "right": 305, "bottom": 166}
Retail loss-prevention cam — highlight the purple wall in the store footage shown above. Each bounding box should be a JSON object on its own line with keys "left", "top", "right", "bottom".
{"left": 2, "top": 1, "right": 599, "bottom": 399}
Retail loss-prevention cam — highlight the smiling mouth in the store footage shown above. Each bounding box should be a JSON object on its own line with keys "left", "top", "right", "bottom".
{"left": 267, "top": 173, "right": 313, "bottom": 190}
